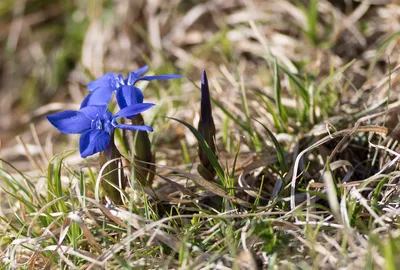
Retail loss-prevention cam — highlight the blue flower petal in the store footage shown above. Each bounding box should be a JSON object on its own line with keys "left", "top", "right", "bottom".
{"left": 126, "top": 67, "right": 147, "bottom": 85}
{"left": 87, "top": 72, "right": 117, "bottom": 92}
{"left": 79, "top": 129, "right": 111, "bottom": 158}
{"left": 114, "top": 103, "right": 155, "bottom": 119}
{"left": 116, "top": 85, "right": 144, "bottom": 108}
{"left": 80, "top": 93, "right": 92, "bottom": 109}
{"left": 114, "top": 123, "right": 153, "bottom": 132}
{"left": 47, "top": 111, "right": 91, "bottom": 134}
{"left": 138, "top": 74, "right": 182, "bottom": 82}
{"left": 79, "top": 105, "right": 108, "bottom": 120}
{"left": 126, "top": 66, "right": 181, "bottom": 85}
{"left": 133, "top": 65, "right": 149, "bottom": 77}
{"left": 80, "top": 86, "right": 113, "bottom": 108}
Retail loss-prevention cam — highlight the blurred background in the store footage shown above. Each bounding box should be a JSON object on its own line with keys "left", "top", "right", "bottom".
{"left": 0, "top": 0, "right": 399, "bottom": 170}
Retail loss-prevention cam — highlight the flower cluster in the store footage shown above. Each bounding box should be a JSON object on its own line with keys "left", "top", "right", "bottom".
{"left": 47, "top": 66, "right": 181, "bottom": 158}
{"left": 81, "top": 66, "right": 181, "bottom": 109}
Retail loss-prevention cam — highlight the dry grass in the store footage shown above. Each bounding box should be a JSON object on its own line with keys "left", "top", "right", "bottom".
{"left": 0, "top": 0, "right": 400, "bottom": 269}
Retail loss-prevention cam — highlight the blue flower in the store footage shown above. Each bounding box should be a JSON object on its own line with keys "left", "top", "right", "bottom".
{"left": 81, "top": 65, "right": 181, "bottom": 109}
{"left": 47, "top": 103, "right": 154, "bottom": 158}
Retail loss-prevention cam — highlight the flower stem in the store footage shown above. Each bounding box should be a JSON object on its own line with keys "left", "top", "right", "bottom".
{"left": 99, "top": 136, "right": 127, "bottom": 204}
{"left": 129, "top": 113, "right": 155, "bottom": 186}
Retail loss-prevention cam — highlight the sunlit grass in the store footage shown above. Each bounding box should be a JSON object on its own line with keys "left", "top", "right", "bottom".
{"left": 1, "top": 0, "right": 400, "bottom": 269}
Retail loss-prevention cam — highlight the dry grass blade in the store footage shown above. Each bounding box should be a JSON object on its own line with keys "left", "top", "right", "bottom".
{"left": 94, "top": 157, "right": 126, "bottom": 203}
{"left": 291, "top": 125, "right": 388, "bottom": 210}
{"left": 67, "top": 212, "right": 103, "bottom": 253}
{"left": 171, "top": 168, "right": 253, "bottom": 208}
{"left": 134, "top": 159, "right": 196, "bottom": 197}
{"left": 42, "top": 245, "right": 100, "bottom": 266}
{"left": 86, "top": 198, "right": 182, "bottom": 253}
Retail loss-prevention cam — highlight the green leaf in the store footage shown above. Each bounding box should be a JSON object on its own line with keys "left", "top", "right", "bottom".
{"left": 168, "top": 117, "right": 225, "bottom": 183}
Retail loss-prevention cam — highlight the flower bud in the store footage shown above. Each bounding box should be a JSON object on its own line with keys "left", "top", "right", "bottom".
{"left": 197, "top": 71, "right": 217, "bottom": 180}
{"left": 99, "top": 137, "right": 127, "bottom": 204}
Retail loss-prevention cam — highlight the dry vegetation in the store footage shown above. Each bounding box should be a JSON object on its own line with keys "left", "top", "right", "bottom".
{"left": 0, "top": 0, "right": 400, "bottom": 269}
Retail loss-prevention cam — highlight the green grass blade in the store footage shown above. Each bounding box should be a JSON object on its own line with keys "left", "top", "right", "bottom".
{"left": 273, "top": 58, "right": 288, "bottom": 124}
{"left": 252, "top": 88, "right": 284, "bottom": 133}
{"left": 168, "top": 117, "right": 225, "bottom": 183}
{"left": 278, "top": 65, "right": 309, "bottom": 106}
{"left": 316, "top": 59, "right": 356, "bottom": 95}
{"left": 306, "top": 0, "right": 318, "bottom": 45}
{"left": 254, "top": 119, "right": 288, "bottom": 173}
{"left": 212, "top": 98, "right": 251, "bottom": 134}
